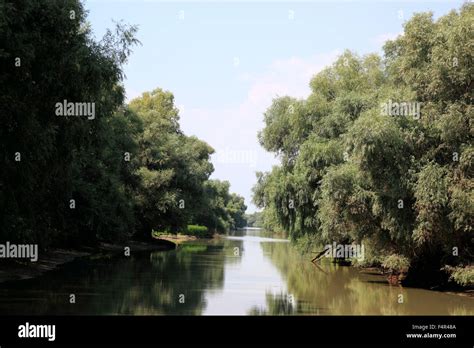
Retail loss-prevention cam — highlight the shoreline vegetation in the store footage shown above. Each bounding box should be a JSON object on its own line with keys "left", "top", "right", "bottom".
{"left": 251, "top": 4, "right": 473, "bottom": 291}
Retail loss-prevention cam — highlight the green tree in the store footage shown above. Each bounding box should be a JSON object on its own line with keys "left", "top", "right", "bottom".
{"left": 0, "top": 0, "right": 139, "bottom": 247}
{"left": 129, "top": 88, "right": 215, "bottom": 238}
{"left": 254, "top": 4, "right": 473, "bottom": 287}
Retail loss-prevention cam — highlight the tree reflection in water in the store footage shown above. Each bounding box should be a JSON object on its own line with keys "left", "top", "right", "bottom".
{"left": 258, "top": 241, "right": 474, "bottom": 315}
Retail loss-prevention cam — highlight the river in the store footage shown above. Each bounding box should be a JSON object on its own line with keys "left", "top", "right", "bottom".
{"left": 0, "top": 228, "right": 472, "bottom": 315}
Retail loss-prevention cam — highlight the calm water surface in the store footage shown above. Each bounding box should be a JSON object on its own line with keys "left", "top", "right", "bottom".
{"left": 0, "top": 228, "right": 472, "bottom": 315}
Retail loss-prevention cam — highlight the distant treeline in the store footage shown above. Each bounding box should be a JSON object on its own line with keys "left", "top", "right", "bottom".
{"left": 245, "top": 211, "right": 264, "bottom": 228}
{"left": 253, "top": 4, "right": 473, "bottom": 287}
{"left": 0, "top": 0, "right": 246, "bottom": 248}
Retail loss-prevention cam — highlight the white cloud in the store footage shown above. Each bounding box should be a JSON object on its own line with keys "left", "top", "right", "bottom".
{"left": 174, "top": 51, "right": 340, "bottom": 212}
{"left": 242, "top": 50, "right": 340, "bottom": 111}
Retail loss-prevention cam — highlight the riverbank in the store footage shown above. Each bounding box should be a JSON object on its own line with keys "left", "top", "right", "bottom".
{"left": 0, "top": 239, "right": 174, "bottom": 284}
{"left": 153, "top": 233, "right": 198, "bottom": 245}
{"left": 296, "top": 238, "right": 473, "bottom": 296}
{"left": 340, "top": 263, "right": 473, "bottom": 298}
{"left": 153, "top": 232, "right": 223, "bottom": 245}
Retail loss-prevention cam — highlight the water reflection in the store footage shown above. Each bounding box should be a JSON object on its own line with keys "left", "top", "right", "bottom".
{"left": 0, "top": 241, "right": 228, "bottom": 315}
{"left": 0, "top": 229, "right": 472, "bottom": 315}
{"left": 202, "top": 232, "right": 288, "bottom": 315}
{"left": 260, "top": 241, "right": 474, "bottom": 315}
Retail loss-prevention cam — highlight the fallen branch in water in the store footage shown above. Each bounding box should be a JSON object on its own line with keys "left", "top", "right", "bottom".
{"left": 311, "top": 247, "right": 330, "bottom": 263}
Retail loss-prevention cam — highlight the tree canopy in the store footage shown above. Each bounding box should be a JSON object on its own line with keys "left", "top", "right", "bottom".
{"left": 253, "top": 4, "right": 473, "bottom": 286}
{"left": 0, "top": 0, "right": 246, "bottom": 248}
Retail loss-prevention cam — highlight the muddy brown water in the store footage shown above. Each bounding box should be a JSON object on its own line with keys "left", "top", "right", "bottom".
{"left": 0, "top": 229, "right": 472, "bottom": 315}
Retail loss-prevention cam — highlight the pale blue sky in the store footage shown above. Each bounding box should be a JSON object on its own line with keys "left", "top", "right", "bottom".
{"left": 85, "top": 0, "right": 464, "bottom": 212}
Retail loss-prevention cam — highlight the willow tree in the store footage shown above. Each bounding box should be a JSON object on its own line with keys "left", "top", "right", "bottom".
{"left": 0, "top": 0, "right": 139, "bottom": 246}
{"left": 254, "top": 3, "right": 473, "bottom": 286}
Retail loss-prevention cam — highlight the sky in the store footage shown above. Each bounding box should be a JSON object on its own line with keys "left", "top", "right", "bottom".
{"left": 84, "top": 0, "right": 464, "bottom": 212}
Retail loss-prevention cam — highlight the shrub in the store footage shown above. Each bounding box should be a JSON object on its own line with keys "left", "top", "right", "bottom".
{"left": 382, "top": 254, "right": 410, "bottom": 274}
{"left": 186, "top": 225, "right": 211, "bottom": 238}
{"left": 444, "top": 266, "right": 474, "bottom": 287}
{"left": 151, "top": 230, "right": 170, "bottom": 238}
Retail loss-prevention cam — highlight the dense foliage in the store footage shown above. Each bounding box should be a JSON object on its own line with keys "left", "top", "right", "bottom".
{"left": 186, "top": 225, "right": 211, "bottom": 238}
{"left": 0, "top": 0, "right": 246, "bottom": 248}
{"left": 253, "top": 4, "right": 473, "bottom": 286}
